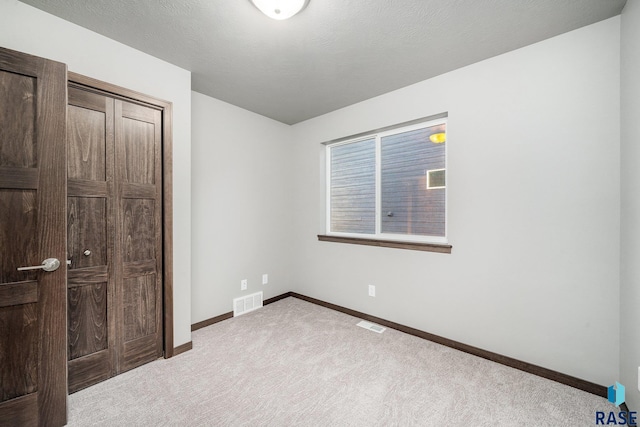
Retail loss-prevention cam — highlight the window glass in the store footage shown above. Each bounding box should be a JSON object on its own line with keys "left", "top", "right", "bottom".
{"left": 327, "top": 117, "right": 447, "bottom": 243}
{"left": 329, "top": 138, "right": 376, "bottom": 234}
{"left": 381, "top": 124, "right": 445, "bottom": 237}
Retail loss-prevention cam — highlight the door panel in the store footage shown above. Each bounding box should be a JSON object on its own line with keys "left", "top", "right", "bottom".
{"left": 0, "top": 190, "right": 37, "bottom": 283}
{"left": 66, "top": 87, "right": 115, "bottom": 394}
{"left": 0, "top": 298, "right": 38, "bottom": 401}
{"left": 68, "top": 282, "right": 108, "bottom": 359}
{"left": 116, "top": 100, "right": 163, "bottom": 373}
{"left": 123, "top": 118, "right": 155, "bottom": 184}
{"left": 0, "top": 72, "right": 36, "bottom": 168}
{"left": 123, "top": 198, "right": 156, "bottom": 262}
{"left": 0, "top": 47, "right": 68, "bottom": 427}
{"left": 67, "top": 105, "right": 107, "bottom": 181}
{"left": 123, "top": 274, "right": 157, "bottom": 341}
{"left": 68, "top": 196, "right": 108, "bottom": 269}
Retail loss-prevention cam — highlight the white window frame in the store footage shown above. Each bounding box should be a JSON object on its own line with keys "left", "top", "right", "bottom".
{"left": 326, "top": 117, "right": 448, "bottom": 244}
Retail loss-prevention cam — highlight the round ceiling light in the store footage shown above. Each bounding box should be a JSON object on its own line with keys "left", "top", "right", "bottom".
{"left": 250, "top": 0, "right": 310, "bottom": 20}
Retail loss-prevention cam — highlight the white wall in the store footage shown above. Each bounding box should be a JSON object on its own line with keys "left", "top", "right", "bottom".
{"left": 290, "top": 17, "right": 621, "bottom": 385}
{"left": 191, "top": 91, "right": 293, "bottom": 323}
{"left": 620, "top": 0, "right": 640, "bottom": 412}
{"left": 0, "top": 0, "right": 192, "bottom": 346}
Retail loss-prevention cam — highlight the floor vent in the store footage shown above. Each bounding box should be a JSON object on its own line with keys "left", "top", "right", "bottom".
{"left": 356, "top": 320, "right": 386, "bottom": 334}
{"left": 233, "top": 291, "right": 263, "bottom": 317}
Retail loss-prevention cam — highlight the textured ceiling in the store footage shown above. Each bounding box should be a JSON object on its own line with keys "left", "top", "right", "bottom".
{"left": 20, "top": 0, "right": 626, "bottom": 124}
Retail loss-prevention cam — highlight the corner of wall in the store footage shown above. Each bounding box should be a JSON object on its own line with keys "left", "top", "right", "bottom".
{"left": 620, "top": 0, "right": 640, "bottom": 412}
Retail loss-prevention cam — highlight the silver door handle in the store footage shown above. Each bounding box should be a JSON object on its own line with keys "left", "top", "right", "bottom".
{"left": 17, "top": 258, "right": 61, "bottom": 272}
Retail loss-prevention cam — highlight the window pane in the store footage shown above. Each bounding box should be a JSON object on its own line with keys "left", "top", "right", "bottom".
{"left": 381, "top": 125, "right": 446, "bottom": 237}
{"left": 427, "top": 169, "right": 446, "bottom": 189}
{"left": 330, "top": 138, "right": 376, "bottom": 234}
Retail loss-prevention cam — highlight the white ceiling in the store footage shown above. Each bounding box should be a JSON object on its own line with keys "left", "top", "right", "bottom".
{"left": 20, "top": 0, "right": 626, "bottom": 124}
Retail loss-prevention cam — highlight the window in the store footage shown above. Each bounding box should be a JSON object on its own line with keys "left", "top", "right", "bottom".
{"left": 426, "top": 169, "right": 446, "bottom": 189}
{"left": 326, "top": 117, "right": 447, "bottom": 245}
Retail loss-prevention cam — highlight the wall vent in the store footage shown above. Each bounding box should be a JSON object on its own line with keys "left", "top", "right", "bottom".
{"left": 233, "top": 291, "right": 263, "bottom": 317}
{"left": 356, "top": 320, "right": 386, "bottom": 334}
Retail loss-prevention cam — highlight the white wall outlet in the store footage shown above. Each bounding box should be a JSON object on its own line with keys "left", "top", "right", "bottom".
{"left": 368, "top": 284, "right": 376, "bottom": 297}
{"left": 262, "top": 274, "right": 268, "bottom": 285}
{"left": 241, "top": 279, "right": 247, "bottom": 291}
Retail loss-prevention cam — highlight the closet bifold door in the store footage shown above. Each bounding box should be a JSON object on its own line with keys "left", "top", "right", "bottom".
{"left": 66, "top": 87, "right": 116, "bottom": 393}
{"left": 66, "top": 86, "right": 164, "bottom": 392}
{"left": 115, "top": 99, "right": 163, "bottom": 373}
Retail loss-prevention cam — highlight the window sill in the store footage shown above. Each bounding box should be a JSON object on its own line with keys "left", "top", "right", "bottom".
{"left": 317, "top": 235, "right": 452, "bottom": 254}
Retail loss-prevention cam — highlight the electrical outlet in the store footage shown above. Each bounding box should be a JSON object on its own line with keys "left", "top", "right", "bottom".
{"left": 368, "top": 284, "right": 376, "bottom": 297}
{"left": 638, "top": 366, "right": 640, "bottom": 392}
{"left": 241, "top": 279, "right": 247, "bottom": 291}
{"left": 262, "top": 274, "right": 268, "bottom": 285}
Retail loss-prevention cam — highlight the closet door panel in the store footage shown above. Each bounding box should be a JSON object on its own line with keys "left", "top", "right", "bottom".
{"left": 66, "top": 87, "right": 116, "bottom": 393}
{"left": 67, "top": 105, "right": 106, "bottom": 181}
{"left": 122, "top": 118, "right": 155, "bottom": 185}
{"left": 123, "top": 199, "right": 155, "bottom": 262}
{"left": 116, "top": 100, "right": 163, "bottom": 373}
{"left": 67, "top": 283, "right": 108, "bottom": 360}
{"left": 68, "top": 197, "right": 107, "bottom": 269}
{"left": 123, "top": 274, "right": 157, "bottom": 342}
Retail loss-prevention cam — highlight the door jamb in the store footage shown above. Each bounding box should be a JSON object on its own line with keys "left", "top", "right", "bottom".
{"left": 67, "top": 72, "right": 175, "bottom": 358}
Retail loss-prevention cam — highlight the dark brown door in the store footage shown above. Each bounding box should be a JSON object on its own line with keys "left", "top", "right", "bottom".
{"left": 66, "top": 85, "right": 163, "bottom": 393}
{"left": 115, "top": 100, "right": 163, "bottom": 373}
{"left": 0, "top": 48, "right": 68, "bottom": 426}
{"left": 66, "top": 87, "right": 116, "bottom": 392}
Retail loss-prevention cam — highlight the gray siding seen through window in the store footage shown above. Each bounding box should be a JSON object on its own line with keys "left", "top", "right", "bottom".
{"left": 381, "top": 125, "right": 445, "bottom": 237}
{"left": 330, "top": 138, "right": 376, "bottom": 234}
{"left": 327, "top": 116, "right": 447, "bottom": 242}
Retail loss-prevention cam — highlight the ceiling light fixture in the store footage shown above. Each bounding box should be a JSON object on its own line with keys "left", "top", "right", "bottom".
{"left": 250, "top": 0, "right": 309, "bottom": 20}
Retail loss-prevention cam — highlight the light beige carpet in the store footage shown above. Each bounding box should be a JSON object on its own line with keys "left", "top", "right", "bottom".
{"left": 68, "top": 297, "right": 614, "bottom": 426}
